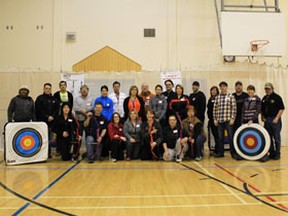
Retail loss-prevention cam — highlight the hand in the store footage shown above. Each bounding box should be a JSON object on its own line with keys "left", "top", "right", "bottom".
{"left": 151, "top": 129, "right": 158, "bottom": 134}
{"left": 86, "top": 112, "right": 93, "bottom": 118}
{"left": 248, "top": 120, "right": 253, "bottom": 125}
{"left": 164, "top": 151, "right": 170, "bottom": 160}
{"left": 273, "top": 117, "right": 279, "bottom": 124}
{"left": 130, "top": 138, "right": 136, "bottom": 143}
{"left": 48, "top": 116, "right": 54, "bottom": 122}
{"left": 150, "top": 142, "right": 157, "bottom": 148}
{"left": 189, "top": 137, "right": 195, "bottom": 144}
{"left": 120, "top": 136, "right": 127, "bottom": 142}
{"left": 229, "top": 119, "right": 235, "bottom": 125}
{"left": 63, "top": 131, "right": 69, "bottom": 138}
{"left": 214, "top": 120, "right": 218, "bottom": 127}
{"left": 114, "top": 134, "right": 120, "bottom": 138}
{"left": 77, "top": 136, "right": 82, "bottom": 142}
{"left": 97, "top": 136, "right": 102, "bottom": 143}
{"left": 261, "top": 116, "right": 266, "bottom": 122}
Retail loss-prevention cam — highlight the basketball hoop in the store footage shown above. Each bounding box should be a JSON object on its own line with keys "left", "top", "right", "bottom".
{"left": 250, "top": 40, "right": 270, "bottom": 52}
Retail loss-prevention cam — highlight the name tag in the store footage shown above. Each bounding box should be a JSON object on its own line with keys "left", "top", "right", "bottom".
{"left": 159, "top": 100, "right": 163, "bottom": 104}
{"left": 100, "top": 121, "right": 104, "bottom": 125}
{"left": 146, "top": 97, "right": 150, "bottom": 100}
{"left": 119, "top": 128, "right": 123, "bottom": 131}
{"left": 180, "top": 98, "right": 185, "bottom": 101}
{"left": 68, "top": 119, "right": 73, "bottom": 122}
{"left": 87, "top": 102, "right": 91, "bottom": 106}
{"left": 212, "top": 100, "right": 215, "bottom": 103}
{"left": 173, "top": 129, "right": 178, "bottom": 133}
{"left": 136, "top": 124, "right": 140, "bottom": 128}
{"left": 107, "top": 103, "right": 110, "bottom": 106}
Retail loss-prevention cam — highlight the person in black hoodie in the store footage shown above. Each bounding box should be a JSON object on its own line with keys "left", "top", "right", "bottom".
{"left": 35, "top": 83, "right": 59, "bottom": 157}
{"left": 140, "top": 108, "right": 163, "bottom": 160}
{"left": 189, "top": 81, "right": 206, "bottom": 123}
{"left": 8, "top": 85, "right": 36, "bottom": 122}
{"left": 53, "top": 102, "right": 81, "bottom": 161}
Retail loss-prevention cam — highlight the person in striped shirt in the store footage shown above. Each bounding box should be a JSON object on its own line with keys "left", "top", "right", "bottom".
{"left": 213, "top": 81, "right": 240, "bottom": 160}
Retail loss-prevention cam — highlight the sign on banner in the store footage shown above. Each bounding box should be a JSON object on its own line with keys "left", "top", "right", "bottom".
{"left": 160, "top": 71, "right": 182, "bottom": 88}
{"left": 61, "top": 73, "right": 85, "bottom": 97}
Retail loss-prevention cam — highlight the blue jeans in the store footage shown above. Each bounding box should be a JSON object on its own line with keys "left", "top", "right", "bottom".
{"left": 217, "top": 121, "right": 236, "bottom": 156}
{"left": 264, "top": 117, "right": 282, "bottom": 158}
{"left": 195, "top": 134, "right": 206, "bottom": 158}
{"left": 86, "top": 136, "right": 103, "bottom": 161}
{"left": 126, "top": 141, "right": 141, "bottom": 159}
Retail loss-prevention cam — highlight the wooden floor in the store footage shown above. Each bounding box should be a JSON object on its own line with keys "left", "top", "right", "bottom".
{"left": 1, "top": 148, "right": 288, "bottom": 216}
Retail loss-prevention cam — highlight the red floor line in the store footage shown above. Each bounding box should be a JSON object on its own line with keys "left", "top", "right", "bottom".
{"left": 214, "top": 163, "right": 288, "bottom": 211}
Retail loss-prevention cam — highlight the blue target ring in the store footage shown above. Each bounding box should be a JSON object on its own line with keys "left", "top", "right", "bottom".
{"left": 239, "top": 130, "right": 262, "bottom": 154}
{"left": 12, "top": 128, "right": 42, "bottom": 157}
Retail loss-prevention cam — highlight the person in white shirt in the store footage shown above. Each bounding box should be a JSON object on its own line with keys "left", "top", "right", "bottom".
{"left": 109, "top": 81, "right": 127, "bottom": 120}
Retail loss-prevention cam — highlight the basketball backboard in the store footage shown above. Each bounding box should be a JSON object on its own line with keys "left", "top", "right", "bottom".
{"left": 221, "top": 12, "right": 286, "bottom": 56}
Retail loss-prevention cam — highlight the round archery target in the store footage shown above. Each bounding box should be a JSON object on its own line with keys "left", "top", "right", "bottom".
{"left": 233, "top": 124, "right": 270, "bottom": 160}
{"left": 13, "top": 128, "right": 42, "bottom": 157}
{"left": 4, "top": 122, "right": 48, "bottom": 165}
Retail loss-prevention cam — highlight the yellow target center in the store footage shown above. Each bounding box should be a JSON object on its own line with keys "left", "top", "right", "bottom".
{"left": 24, "top": 139, "right": 32, "bottom": 147}
{"left": 246, "top": 138, "right": 255, "bottom": 147}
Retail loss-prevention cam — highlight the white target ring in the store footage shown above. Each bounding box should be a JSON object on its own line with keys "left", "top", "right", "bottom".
{"left": 233, "top": 124, "right": 270, "bottom": 161}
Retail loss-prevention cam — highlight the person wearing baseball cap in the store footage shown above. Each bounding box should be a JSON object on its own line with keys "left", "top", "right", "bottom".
{"left": 213, "top": 81, "right": 240, "bottom": 160}
{"left": 188, "top": 81, "right": 206, "bottom": 123}
{"left": 260, "top": 82, "right": 285, "bottom": 162}
{"left": 232, "top": 81, "right": 248, "bottom": 134}
{"left": 8, "top": 85, "right": 36, "bottom": 122}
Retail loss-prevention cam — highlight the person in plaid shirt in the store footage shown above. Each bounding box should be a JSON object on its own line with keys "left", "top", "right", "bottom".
{"left": 213, "top": 81, "right": 241, "bottom": 160}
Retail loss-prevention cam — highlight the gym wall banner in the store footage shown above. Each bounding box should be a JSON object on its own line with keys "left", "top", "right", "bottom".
{"left": 4, "top": 122, "right": 48, "bottom": 165}
{"left": 233, "top": 123, "right": 271, "bottom": 161}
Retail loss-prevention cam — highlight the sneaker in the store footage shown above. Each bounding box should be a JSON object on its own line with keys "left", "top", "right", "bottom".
{"left": 71, "top": 157, "right": 78, "bottom": 163}
{"left": 259, "top": 155, "right": 270, "bottom": 162}
{"left": 195, "top": 156, "right": 202, "bottom": 161}
{"left": 214, "top": 153, "right": 224, "bottom": 158}
{"left": 274, "top": 155, "right": 280, "bottom": 160}
{"left": 176, "top": 157, "right": 182, "bottom": 163}
{"left": 112, "top": 158, "right": 117, "bottom": 163}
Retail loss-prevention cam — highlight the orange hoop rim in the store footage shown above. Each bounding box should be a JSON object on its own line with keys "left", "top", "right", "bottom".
{"left": 250, "top": 40, "right": 270, "bottom": 46}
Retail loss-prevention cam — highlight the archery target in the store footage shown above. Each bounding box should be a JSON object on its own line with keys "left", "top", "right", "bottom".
{"left": 4, "top": 122, "right": 48, "bottom": 165}
{"left": 233, "top": 124, "right": 270, "bottom": 160}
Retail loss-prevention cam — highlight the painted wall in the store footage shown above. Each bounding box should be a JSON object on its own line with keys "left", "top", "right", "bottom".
{"left": 0, "top": 0, "right": 287, "bottom": 71}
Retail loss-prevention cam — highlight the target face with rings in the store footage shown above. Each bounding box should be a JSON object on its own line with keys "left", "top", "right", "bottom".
{"left": 233, "top": 123, "right": 270, "bottom": 160}
{"left": 12, "top": 128, "right": 42, "bottom": 157}
{"left": 5, "top": 122, "right": 48, "bottom": 165}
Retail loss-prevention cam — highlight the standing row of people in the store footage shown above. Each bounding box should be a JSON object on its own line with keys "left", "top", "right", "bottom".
{"left": 7, "top": 79, "right": 284, "bottom": 162}
{"left": 207, "top": 81, "right": 284, "bottom": 162}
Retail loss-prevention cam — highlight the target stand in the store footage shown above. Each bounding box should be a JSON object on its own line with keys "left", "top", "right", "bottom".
{"left": 233, "top": 124, "right": 270, "bottom": 161}
{"left": 4, "top": 122, "right": 49, "bottom": 165}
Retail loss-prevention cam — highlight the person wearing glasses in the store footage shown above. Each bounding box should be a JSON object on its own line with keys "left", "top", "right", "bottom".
{"left": 260, "top": 82, "right": 285, "bottom": 162}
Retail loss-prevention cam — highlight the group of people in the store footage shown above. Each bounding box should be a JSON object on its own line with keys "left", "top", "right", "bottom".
{"left": 7, "top": 79, "right": 284, "bottom": 163}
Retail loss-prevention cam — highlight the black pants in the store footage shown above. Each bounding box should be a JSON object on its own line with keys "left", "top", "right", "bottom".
{"left": 58, "top": 137, "right": 72, "bottom": 161}
{"left": 110, "top": 139, "right": 125, "bottom": 160}
{"left": 140, "top": 137, "right": 161, "bottom": 160}
{"left": 208, "top": 119, "right": 219, "bottom": 152}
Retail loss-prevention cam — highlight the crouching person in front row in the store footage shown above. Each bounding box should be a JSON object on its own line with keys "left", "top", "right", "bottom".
{"left": 84, "top": 102, "right": 108, "bottom": 163}
{"left": 52, "top": 102, "right": 81, "bottom": 162}
{"left": 163, "top": 115, "right": 189, "bottom": 162}
{"left": 108, "top": 112, "right": 127, "bottom": 162}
